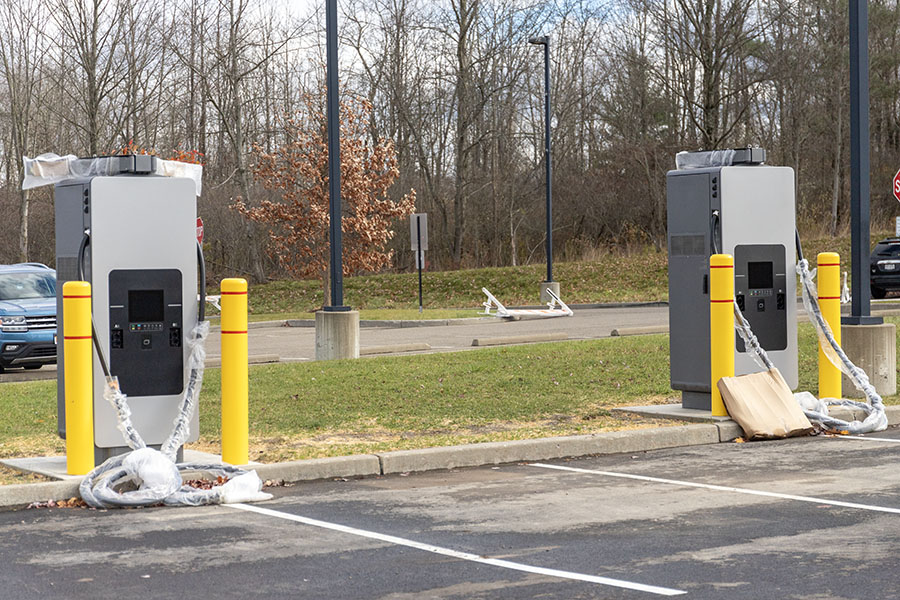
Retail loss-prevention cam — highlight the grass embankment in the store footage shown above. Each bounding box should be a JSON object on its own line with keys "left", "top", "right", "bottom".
{"left": 247, "top": 251, "right": 669, "bottom": 316}
{"left": 243, "top": 232, "right": 890, "bottom": 319}
{"left": 3, "top": 317, "right": 899, "bottom": 484}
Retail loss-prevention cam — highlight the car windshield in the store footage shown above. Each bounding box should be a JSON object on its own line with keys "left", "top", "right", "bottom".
{"left": 0, "top": 272, "right": 56, "bottom": 301}
{"left": 874, "top": 244, "right": 900, "bottom": 258}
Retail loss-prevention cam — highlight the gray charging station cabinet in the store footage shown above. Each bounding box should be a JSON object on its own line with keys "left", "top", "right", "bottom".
{"left": 667, "top": 151, "right": 798, "bottom": 410}
{"left": 55, "top": 155, "right": 199, "bottom": 464}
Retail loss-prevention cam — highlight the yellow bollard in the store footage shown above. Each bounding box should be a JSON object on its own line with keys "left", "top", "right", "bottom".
{"left": 63, "top": 281, "right": 94, "bottom": 475}
{"left": 221, "top": 278, "right": 249, "bottom": 465}
{"left": 710, "top": 254, "right": 735, "bottom": 417}
{"left": 817, "top": 252, "right": 842, "bottom": 399}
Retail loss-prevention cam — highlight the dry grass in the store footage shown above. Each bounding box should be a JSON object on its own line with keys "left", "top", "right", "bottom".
{"left": 187, "top": 410, "right": 677, "bottom": 464}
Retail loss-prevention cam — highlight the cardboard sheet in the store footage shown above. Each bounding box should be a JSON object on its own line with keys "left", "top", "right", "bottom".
{"left": 717, "top": 368, "right": 813, "bottom": 440}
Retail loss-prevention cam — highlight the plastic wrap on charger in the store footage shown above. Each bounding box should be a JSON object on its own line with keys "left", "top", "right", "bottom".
{"left": 162, "top": 467, "right": 272, "bottom": 506}
{"left": 796, "top": 259, "right": 887, "bottom": 433}
{"left": 22, "top": 153, "right": 203, "bottom": 196}
{"left": 80, "top": 451, "right": 272, "bottom": 509}
{"left": 160, "top": 320, "right": 209, "bottom": 461}
{"left": 102, "top": 376, "right": 146, "bottom": 451}
{"left": 733, "top": 302, "right": 775, "bottom": 371}
{"left": 675, "top": 149, "right": 735, "bottom": 170}
{"left": 80, "top": 319, "right": 273, "bottom": 509}
{"left": 80, "top": 449, "right": 182, "bottom": 509}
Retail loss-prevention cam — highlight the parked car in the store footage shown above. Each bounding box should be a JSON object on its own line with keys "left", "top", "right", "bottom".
{"left": 0, "top": 263, "right": 57, "bottom": 372}
{"left": 870, "top": 238, "right": 900, "bottom": 299}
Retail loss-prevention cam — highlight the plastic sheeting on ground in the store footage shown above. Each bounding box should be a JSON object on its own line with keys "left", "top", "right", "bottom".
{"left": 79, "top": 320, "right": 272, "bottom": 508}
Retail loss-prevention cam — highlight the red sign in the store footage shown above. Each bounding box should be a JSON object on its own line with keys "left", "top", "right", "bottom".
{"left": 196, "top": 217, "right": 204, "bottom": 244}
{"left": 894, "top": 169, "right": 900, "bottom": 203}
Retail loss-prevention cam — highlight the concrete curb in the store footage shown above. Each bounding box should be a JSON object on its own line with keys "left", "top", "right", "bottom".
{"left": 3, "top": 406, "right": 898, "bottom": 510}
{"left": 284, "top": 317, "right": 493, "bottom": 329}
{"left": 611, "top": 326, "right": 669, "bottom": 337}
{"left": 276, "top": 302, "right": 669, "bottom": 329}
{"left": 360, "top": 343, "right": 431, "bottom": 356}
{"left": 1, "top": 480, "right": 82, "bottom": 507}
{"left": 252, "top": 455, "right": 381, "bottom": 482}
{"left": 472, "top": 332, "right": 567, "bottom": 347}
{"left": 508, "top": 301, "right": 668, "bottom": 310}
{"left": 377, "top": 425, "right": 719, "bottom": 474}
{"left": 204, "top": 354, "right": 280, "bottom": 368}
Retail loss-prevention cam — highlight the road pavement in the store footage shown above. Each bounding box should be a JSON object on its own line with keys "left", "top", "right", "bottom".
{"left": 0, "top": 305, "right": 670, "bottom": 383}
{"left": 223, "top": 305, "right": 670, "bottom": 362}
{"left": 3, "top": 427, "right": 900, "bottom": 599}
{"left": 6, "top": 299, "right": 900, "bottom": 384}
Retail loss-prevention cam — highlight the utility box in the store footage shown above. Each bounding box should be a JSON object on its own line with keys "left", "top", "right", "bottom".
{"left": 667, "top": 149, "right": 798, "bottom": 410}
{"left": 55, "top": 156, "right": 199, "bottom": 464}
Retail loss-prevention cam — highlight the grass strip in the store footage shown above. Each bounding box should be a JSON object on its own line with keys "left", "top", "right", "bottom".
{"left": 2, "top": 317, "right": 899, "bottom": 483}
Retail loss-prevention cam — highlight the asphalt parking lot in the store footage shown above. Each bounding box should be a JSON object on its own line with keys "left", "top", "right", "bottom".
{"left": 3, "top": 428, "right": 900, "bottom": 599}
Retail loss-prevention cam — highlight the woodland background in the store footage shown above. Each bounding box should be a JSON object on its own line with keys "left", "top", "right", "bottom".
{"left": 1, "top": 0, "right": 900, "bottom": 283}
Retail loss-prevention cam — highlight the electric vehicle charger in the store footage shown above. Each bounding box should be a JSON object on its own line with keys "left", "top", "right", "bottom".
{"left": 682, "top": 150, "right": 885, "bottom": 433}
{"left": 24, "top": 154, "right": 271, "bottom": 508}
{"left": 74, "top": 231, "right": 271, "bottom": 508}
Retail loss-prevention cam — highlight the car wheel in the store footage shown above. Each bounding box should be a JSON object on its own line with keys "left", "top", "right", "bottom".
{"left": 22, "top": 364, "right": 42, "bottom": 370}
{"left": 871, "top": 286, "right": 887, "bottom": 299}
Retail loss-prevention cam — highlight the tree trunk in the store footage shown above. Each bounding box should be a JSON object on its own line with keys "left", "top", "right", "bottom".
{"left": 18, "top": 189, "right": 29, "bottom": 262}
{"left": 831, "top": 100, "right": 842, "bottom": 236}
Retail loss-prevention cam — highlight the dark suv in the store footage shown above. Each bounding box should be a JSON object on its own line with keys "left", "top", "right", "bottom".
{"left": 0, "top": 263, "right": 57, "bottom": 372}
{"left": 870, "top": 238, "right": 900, "bottom": 299}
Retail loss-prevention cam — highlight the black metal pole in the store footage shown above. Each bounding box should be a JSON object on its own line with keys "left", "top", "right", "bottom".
{"left": 417, "top": 216, "right": 423, "bottom": 312}
{"left": 542, "top": 38, "right": 553, "bottom": 283}
{"left": 529, "top": 35, "right": 553, "bottom": 284}
{"left": 325, "top": 0, "right": 347, "bottom": 311}
{"left": 844, "top": 0, "right": 880, "bottom": 325}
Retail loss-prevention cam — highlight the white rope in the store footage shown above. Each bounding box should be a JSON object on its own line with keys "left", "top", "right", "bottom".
{"left": 733, "top": 260, "right": 886, "bottom": 434}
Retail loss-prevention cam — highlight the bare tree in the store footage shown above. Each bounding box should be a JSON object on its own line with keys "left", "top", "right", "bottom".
{"left": 51, "top": 0, "right": 125, "bottom": 155}
{"left": 0, "top": 0, "right": 49, "bottom": 260}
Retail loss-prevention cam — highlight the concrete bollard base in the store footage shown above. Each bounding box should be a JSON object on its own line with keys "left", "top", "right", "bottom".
{"left": 840, "top": 322, "right": 897, "bottom": 398}
{"left": 315, "top": 310, "right": 360, "bottom": 361}
{"left": 539, "top": 281, "right": 560, "bottom": 304}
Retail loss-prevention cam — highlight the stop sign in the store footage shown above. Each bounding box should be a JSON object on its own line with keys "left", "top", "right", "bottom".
{"left": 894, "top": 169, "right": 900, "bottom": 203}
{"left": 196, "top": 217, "right": 204, "bottom": 244}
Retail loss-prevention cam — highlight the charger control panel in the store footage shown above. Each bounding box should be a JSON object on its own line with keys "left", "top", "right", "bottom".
{"left": 108, "top": 269, "right": 184, "bottom": 397}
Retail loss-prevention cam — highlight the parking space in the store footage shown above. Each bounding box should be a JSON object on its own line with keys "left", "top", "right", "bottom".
{"left": 2, "top": 429, "right": 900, "bottom": 599}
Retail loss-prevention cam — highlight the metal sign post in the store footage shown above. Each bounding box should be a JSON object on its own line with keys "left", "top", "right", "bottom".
{"left": 410, "top": 213, "right": 428, "bottom": 312}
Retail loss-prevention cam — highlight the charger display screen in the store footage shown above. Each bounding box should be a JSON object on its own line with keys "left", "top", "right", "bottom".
{"left": 128, "top": 289, "right": 164, "bottom": 323}
{"left": 747, "top": 261, "right": 773, "bottom": 289}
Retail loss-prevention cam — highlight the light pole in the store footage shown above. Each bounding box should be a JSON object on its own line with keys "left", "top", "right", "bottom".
{"left": 325, "top": 0, "right": 347, "bottom": 312}
{"left": 845, "top": 0, "right": 879, "bottom": 326}
{"left": 316, "top": 0, "right": 359, "bottom": 362}
{"left": 529, "top": 35, "right": 557, "bottom": 301}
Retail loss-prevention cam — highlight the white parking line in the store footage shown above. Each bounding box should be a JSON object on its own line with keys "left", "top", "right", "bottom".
{"left": 530, "top": 463, "right": 900, "bottom": 515}
{"left": 227, "top": 502, "right": 685, "bottom": 596}
{"left": 834, "top": 435, "right": 900, "bottom": 444}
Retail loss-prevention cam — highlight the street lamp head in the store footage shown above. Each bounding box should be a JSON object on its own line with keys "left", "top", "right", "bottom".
{"left": 528, "top": 35, "right": 548, "bottom": 46}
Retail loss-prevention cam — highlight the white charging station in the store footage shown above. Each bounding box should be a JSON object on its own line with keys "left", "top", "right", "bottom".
{"left": 54, "top": 155, "right": 201, "bottom": 464}
{"left": 667, "top": 149, "right": 798, "bottom": 410}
